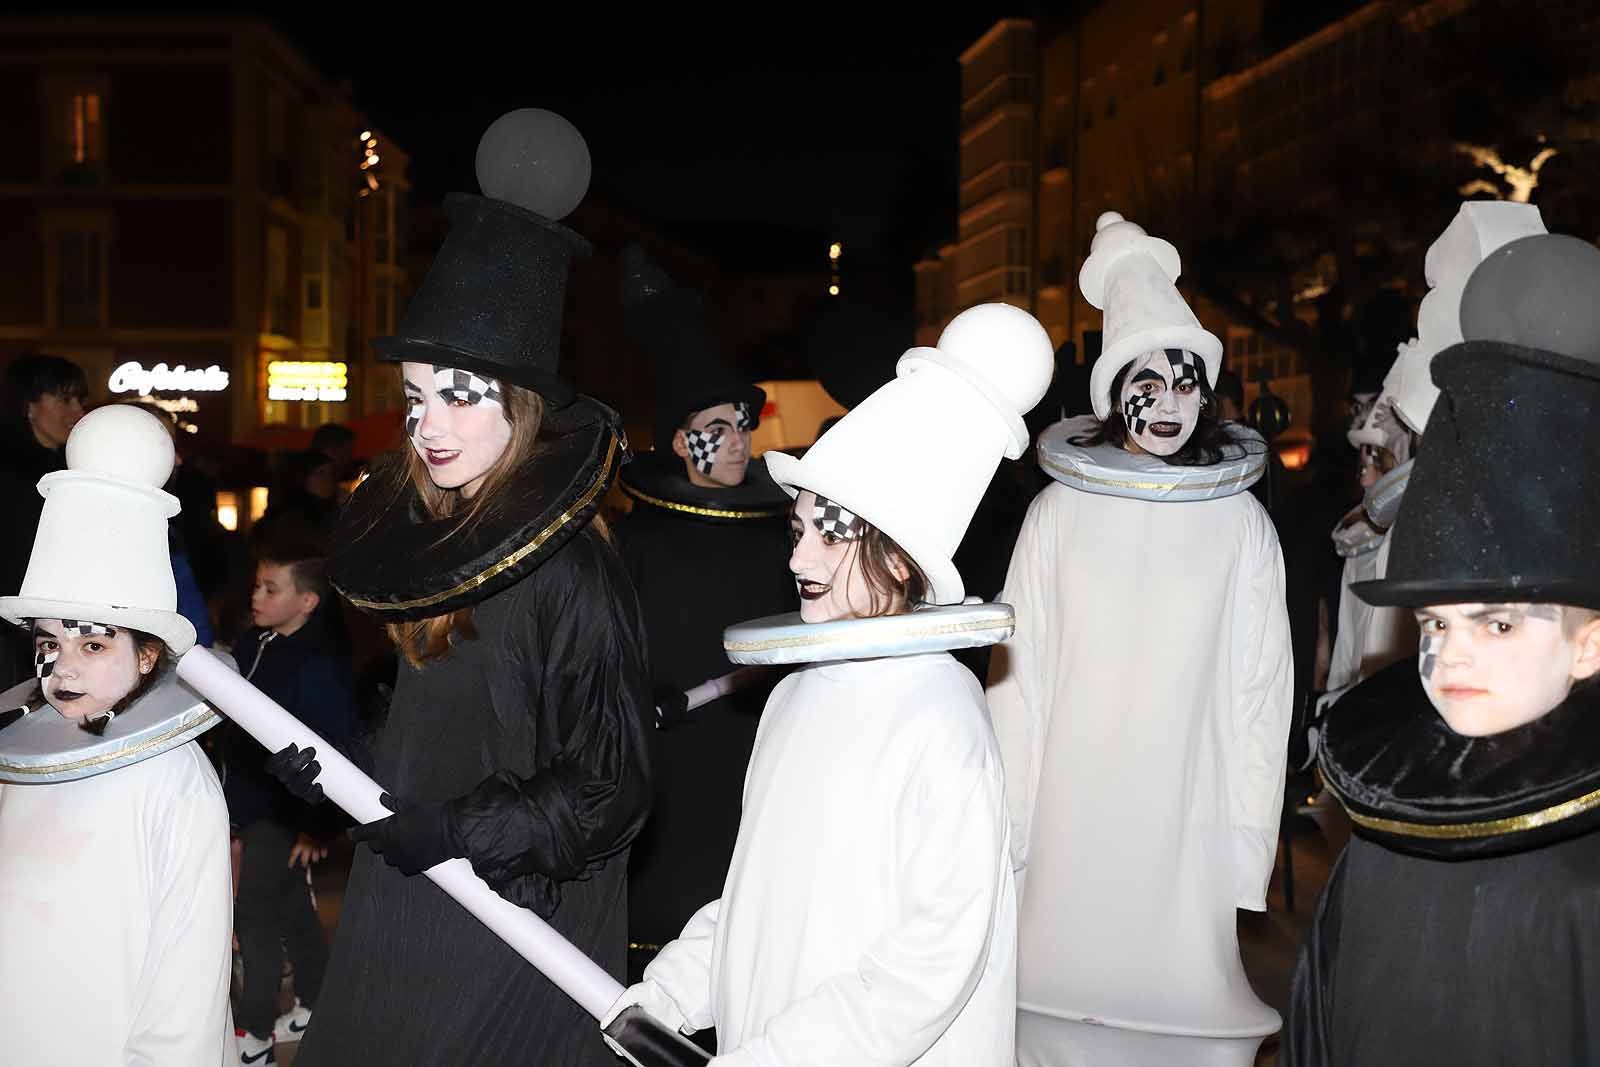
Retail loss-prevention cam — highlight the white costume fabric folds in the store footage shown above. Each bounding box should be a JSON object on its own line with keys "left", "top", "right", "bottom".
{"left": 634, "top": 653, "right": 1017, "bottom": 1067}
{"left": 0, "top": 740, "right": 235, "bottom": 1064}
{"left": 988, "top": 477, "right": 1292, "bottom": 1063}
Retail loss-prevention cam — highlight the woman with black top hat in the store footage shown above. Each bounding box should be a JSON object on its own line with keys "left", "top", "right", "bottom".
{"left": 613, "top": 245, "right": 795, "bottom": 982}
{"left": 277, "top": 109, "right": 653, "bottom": 1067}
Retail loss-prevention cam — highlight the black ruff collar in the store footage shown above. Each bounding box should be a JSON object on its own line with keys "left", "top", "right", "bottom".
{"left": 329, "top": 397, "right": 624, "bottom": 620}
{"left": 1321, "top": 659, "right": 1600, "bottom": 859}
{"left": 618, "top": 451, "right": 789, "bottom": 523}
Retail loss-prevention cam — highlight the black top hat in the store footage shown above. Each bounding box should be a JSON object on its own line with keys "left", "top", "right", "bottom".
{"left": 373, "top": 109, "right": 594, "bottom": 408}
{"left": 619, "top": 246, "right": 764, "bottom": 450}
{"left": 1356, "top": 234, "right": 1600, "bottom": 609}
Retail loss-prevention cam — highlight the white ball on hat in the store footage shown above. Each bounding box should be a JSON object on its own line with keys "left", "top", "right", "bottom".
{"left": 474, "top": 108, "right": 592, "bottom": 222}
{"left": 65, "top": 405, "right": 175, "bottom": 487}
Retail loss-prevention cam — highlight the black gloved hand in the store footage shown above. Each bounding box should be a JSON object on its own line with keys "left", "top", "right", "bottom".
{"left": 653, "top": 686, "right": 690, "bottom": 730}
{"left": 349, "top": 792, "right": 461, "bottom": 877}
{"left": 266, "top": 743, "right": 325, "bottom": 804}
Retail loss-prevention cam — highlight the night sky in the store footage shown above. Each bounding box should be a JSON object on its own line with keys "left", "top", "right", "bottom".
{"left": 36, "top": 6, "right": 1024, "bottom": 271}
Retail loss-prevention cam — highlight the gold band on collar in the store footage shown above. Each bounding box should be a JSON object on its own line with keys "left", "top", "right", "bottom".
{"left": 0, "top": 708, "right": 218, "bottom": 777}
{"left": 620, "top": 482, "right": 788, "bottom": 521}
{"left": 724, "top": 616, "right": 1010, "bottom": 654}
{"left": 338, "top": 433, "right": 621, "bottom": 614}
{"left": 1336, "top": 784, "right": 1600, "bottom": 840}
{"left": 1040, "top": 452, "right": 1264, "bottom": 493}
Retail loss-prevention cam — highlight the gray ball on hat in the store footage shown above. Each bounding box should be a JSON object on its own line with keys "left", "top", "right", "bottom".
{"left": 1459, "top": 234, "right": 1600, "bottom": 362}
{"left": 474, "top": 108, "right": 591, "bottom": 222}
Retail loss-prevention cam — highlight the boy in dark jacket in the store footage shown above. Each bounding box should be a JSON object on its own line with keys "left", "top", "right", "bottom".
{"left": 226, "top": 552, "right": 359, "bottom": 1064}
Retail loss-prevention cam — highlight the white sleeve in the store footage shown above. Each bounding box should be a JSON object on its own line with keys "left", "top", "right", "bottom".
{"left": 633, "top": 898, "right": 722, "bottom": 1034}
{"left": 716, "top": 734, "right": 1007, "bottom": 1067}
{"left": 126, "top": 755, "right": 235, "bottom": 1066}
{"left": 1229, "top": 509, "right": 1295, "bottom": 912}
{"left": 985, "top": 492, "right": 1053, "bottom": 888}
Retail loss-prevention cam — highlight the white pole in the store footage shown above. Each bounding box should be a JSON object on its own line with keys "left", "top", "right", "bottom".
{"left": 176, "top": 645, "right": 624, "bottom": 1021}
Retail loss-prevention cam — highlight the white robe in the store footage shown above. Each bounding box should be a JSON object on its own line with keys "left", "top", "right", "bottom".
{"left": 987, "top": 480, "right": 1292, "bottom": 1053}
{"left": 1324, "top": 527, "right": 1417, "bottom": 700}
{"left": 635, "top": 653, "right": 1017, "bottom": 1067}
{"left": 0, "top": 740, "right": 236, "bottom": 1065}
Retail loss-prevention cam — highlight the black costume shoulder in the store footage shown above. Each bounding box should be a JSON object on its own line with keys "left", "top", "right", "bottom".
{"left": 618, "top": 450, "right": 789, "bottom": 523}
{"left": 1320, "top": 660, "right": 1600, "bottom": 859}
{"left": 327, "top": 397, "right": 624, "bottom": 620}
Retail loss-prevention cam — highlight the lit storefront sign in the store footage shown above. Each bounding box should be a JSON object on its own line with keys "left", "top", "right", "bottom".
{"left": 108, "top": 361, "right": 230, "bottom": 396}
{"left": 267, "top": 361, "right": 348, "bottom": 402}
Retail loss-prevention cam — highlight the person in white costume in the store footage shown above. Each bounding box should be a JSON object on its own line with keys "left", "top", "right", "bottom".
{"left": 988, "top": 211, "right": 1294, "bottom": 1067}
{"left": 1320, "top": 201, "right": 1546, "bottom": 710}
{"left": 0, "top": 405, "right": 235, "bottom": 1066}
{"left": 605, "top": 303, "right": 1055, "bottom": 1067}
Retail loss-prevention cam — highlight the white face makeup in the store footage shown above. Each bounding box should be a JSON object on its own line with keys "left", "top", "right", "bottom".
{"left": 1413, "top": 603, "right": 1585, "bottom": 736}
{"left": 402, "top": 362, "right": 512, "bottom": 497}
{"left": 1119, "top": 348, "right": 1203, "bottom": 457}
{"left": 31, "top": 619, "right": 152, "bottom": 724}
{"left": 788, "top": 490, "right": 877, "bottom": 623}
{"left": 676, "top": 402, "right": 754, "bottom": 488}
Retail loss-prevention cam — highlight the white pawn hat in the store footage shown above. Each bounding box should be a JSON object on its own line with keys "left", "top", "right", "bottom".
{"left": 0, "top": 405, "right": 196, "bottom": 653}
{"left": 1079, "top": 211, "right": 1223, "bottom": 420}
{"left": 763, "top": 303, "right": 1053, "bottom": 605}
{"left": 1387, "top": 200, "right": 1546, "bottom": 434}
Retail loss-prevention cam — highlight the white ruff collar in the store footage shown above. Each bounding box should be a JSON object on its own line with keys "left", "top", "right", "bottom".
{"left": 723, "top": 602, "right": 1014, "bottom": 666}
{"left": 1037, "top": 415, "right": 1267, "bottom": 502}
{"left": 0, "top": 652, "right": 232, "bottom": 783}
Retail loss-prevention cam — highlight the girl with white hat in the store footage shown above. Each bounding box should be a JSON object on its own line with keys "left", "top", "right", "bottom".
{"left": 604, "top": 302, "right": 1054, "bottom": 1066}
{"left": 0, "top": 403, "right": 235, "bottom": 1065}
{"left": 987, "top": 212, "right": 1294, "bottom": 1067}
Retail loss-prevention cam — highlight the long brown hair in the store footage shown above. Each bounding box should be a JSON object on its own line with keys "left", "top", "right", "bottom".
{"left": 386, "top": 378, "right": 546, "bottom": 667}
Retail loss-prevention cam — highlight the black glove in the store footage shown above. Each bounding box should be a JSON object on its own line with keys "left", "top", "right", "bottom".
{"left": 653, "top": 686, "right": 690, "bottom": 730}
{"left": 266, "top": 743, "right": 325, "bottom": 804}
{"left": 350, "top": 792, "right": 461, "bottom": 877}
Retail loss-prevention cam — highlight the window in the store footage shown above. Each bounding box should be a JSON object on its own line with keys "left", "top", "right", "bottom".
{"left": 305, "top": 279, "right": 323, "bottom": 311}
{"left": 266, "top": 225, "right": 291, "bottom": 336}
{"left": 1154, "top": 65, "right": 1166, "bottom": 86}
{"left": 43, "top": 211, "right": 112, "bottom": 329}
{"left": 45, "top": 77, "right": 108, "bottom": 184}
{"left": 56, "top": 230, "right": 103, "bottom": 328}
{"left": 1106, "top": 95, "right": 1117, "bottom": 118}
{"left": 1006, "top": 227, "right": 1029, "bottom": 268}
{"left": 375, "top": 285, "right": 391, "bottom": 335}
{"left": 1004, "top": 269, "right": 1029, "bottom": 296}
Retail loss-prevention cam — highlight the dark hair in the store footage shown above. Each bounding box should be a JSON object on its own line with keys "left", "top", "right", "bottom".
{"left": 6, "top": 352, "right": 88, "bottom": 419}
{"left": 22, "top": 625, "right": 171, "bottom": 736}
{"left": 1213, "top": 369, "right": 1245, "bottom": 411}
{"left": 1071, "top": 353, "right": 1238, "bottom": 467}
{"left": 257, "top": 553, "right": 329, "bottom": 604}
{"left": 791, "top": 497, "right": 930, "bottom": 618}
{"left": 277, "top": 448, "right": 336, "bottom": 493}
{"left": 310, "top": 422, "right": 355, "bottom": 452}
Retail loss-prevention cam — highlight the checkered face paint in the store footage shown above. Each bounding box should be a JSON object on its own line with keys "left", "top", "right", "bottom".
{"left": 1413, "top": 603, "right": 1579, "bottom": 736}
{"left": 683, "top": 426, "right": 725, "bottom": 476}
{"left": 678, "top": 402, "right": 752, "bottom": 487}
{"left": 401, "top": 362, "right": 513, "bottom": 494}
{"left": 29, "top": 619, "right": 143, "bottom": 726}
{"left": 1119, "top": 348, "right": 1203, "bottom": 457}
{"left": 788, "top": 490, "right": 878, "bottom": 624}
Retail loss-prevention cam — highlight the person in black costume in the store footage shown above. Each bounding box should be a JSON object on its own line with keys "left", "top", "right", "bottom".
{"left": 272, "top": 109, "right": 653, "bottom": 1067}
{"left": 1285, "top": 233, "right": 1600, "bottom": 1067}
{"left": 614, "top": 246, "right": 795, "bottom": 983}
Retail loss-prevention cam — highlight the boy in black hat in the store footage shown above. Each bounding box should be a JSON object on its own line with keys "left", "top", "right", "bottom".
{"left": 1285, "top": 233, "right": 1600, "bottom": 1066}
{"left": 614, "top": 246, "right": 795, "bottom": 984}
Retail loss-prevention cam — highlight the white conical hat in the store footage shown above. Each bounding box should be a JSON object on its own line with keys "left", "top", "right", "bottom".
{"left": 1079, "top": 211, "right": 1223, "bottom": 420}
{"left": 0, "top": 405, "right": 196, "bottom": 653}
{"left": 1391, "top": 200, "right": 1547, "bottom": 434}
{"left": 763, "top": 303, "right": 1053, "bottom": 605}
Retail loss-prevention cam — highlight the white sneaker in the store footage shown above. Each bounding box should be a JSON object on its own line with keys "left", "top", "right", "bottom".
{"left": 237, "top": 1029, "right": 274, "bottom": 1065}
{"left": 273, "top": 999, "right": 312, "bottom": 1044}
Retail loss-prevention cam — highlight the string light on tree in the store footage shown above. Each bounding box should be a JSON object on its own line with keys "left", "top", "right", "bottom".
{"left": 828, "top": 241, "right": 842, "bottom": 297}
{"left": 1454, "top": 141, "right": 1558, "bottom": 203}
{"left": 358, "top": 129, "right": 382, "bottom": 197}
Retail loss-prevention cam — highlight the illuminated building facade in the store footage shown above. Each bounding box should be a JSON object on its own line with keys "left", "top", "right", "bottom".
{"left": 0, "top": 15, "right": 410, "bottom": 440}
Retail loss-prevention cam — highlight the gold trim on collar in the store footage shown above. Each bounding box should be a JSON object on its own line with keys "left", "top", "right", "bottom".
{"left": 339, "top": 433, "right": 621, "bottom": 614}
{"left": 0, "top": 708, "right": 218, "bottom": 777}
{"left": 725, "top": 616, "right": 1010, "bottom": 654}
{"left": 1335, "top": 784, "right": 1600, "bottom": 840}
{"left": 1040, "top": 452, "right": 1264, "bottom": 493}
{"left": 620, "top": 481, "right": 788, "bottom": 520}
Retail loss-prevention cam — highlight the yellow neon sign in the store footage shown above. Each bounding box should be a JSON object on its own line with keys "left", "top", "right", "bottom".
{"left": 267, "top": 361, "right": 349, "bottom": 402}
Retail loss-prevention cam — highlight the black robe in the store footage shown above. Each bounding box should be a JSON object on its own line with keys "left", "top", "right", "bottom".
{"left": 615, "top": 455, "right": 795, "bottom": 960}
{"left": 300, "top": 528, "right": 653, "bottom": 1066}
{"left": 1285, "top": 662, "right": 1600, "bottom": 1066}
